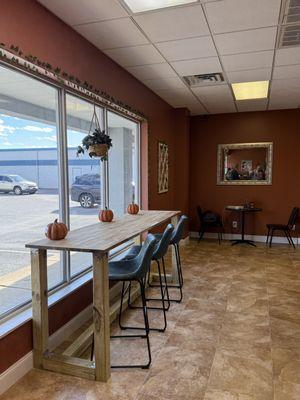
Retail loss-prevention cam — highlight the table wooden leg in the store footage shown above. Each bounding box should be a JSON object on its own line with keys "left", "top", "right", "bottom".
{"left": 133, "top": 233, "right": 142, "bottom": 245}
{"left": 171, "top": 215, "right": 179, "bottom": 284}
{"left": 92, "top": 252, "right": 111, "bottom": 382}
{"left": 31, "top": 249, "right": 48, "bottom": 369}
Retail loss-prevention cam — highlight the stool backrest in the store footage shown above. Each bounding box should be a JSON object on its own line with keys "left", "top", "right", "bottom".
{"left": 287, "top": 207, "right": 299, "bottom": 229}
{"left": 171, "top": 215, "right": 188, "bottom": 245}
{"left": 134, "top": 234, "right": 157, "bottom": 277}
{"left": 153, "top": 223, "right": 174, "bottom": 260}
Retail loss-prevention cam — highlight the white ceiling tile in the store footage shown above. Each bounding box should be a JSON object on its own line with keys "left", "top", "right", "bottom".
{"left": 74, "top": 18, "right": 148, "bottom": 50}
{"left": 38, "top": 0, "right": 128, "bottom": 25}
{"left": 133, "top": 4, "right": 209, "bottom": 42}
{"left": 273, "top": 64, "right": 300, "bottom": 80}
{"left": 215, "top": 27, "right": 277, "bottom": 55}
{"left": 185, "top": 101, "right": 207, "bottom": 115}
{"left": 156, "top": 36, "right": 217, "bottom": 62}
{"left": 205, "top": 0, "right": 281, "bottom": 34}
{"left": 270, "top": 81, "right": 300, "bottom": 111}
{"left": 143, "top": 77, "right": 186, "bottom": 90}
{"left": 271, "top": 78, "right": 300, "bottom": 91}
{"left": 226, "top": 68, "right": 272, "bottom": 83}
{"left": 171, "top": 57, "right": 222, "bottom": 76}
{"left": 127, "top": 63, "right": 177, "bottom": 79}
{"left": 237, "top": 99, "right": 268, "bottom": 112}
{"left": 269, "top": 90, "right": 300, "bottom": 110}
{"left": 221, "top": 51, "right": 274, "bottom": 72}
{"left": 156, "top": 88, "right": 196, "bottom": 107}
{"left": 192, "top": 85, "right": 236, "bottom": 113}
{"left": 275, "top": 47, "right": 300, "bottom": 66}
{"left": 103, "top": 44, "right": 164, "bottom": 67}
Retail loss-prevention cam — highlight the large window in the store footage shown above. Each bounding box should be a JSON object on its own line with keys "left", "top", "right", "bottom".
{"left": 66, "top": 94, "right": 104, "bottom": 277}
{"left": 107, "top": 111, "right": 139, "bottom": 216}
{"left": 0, "top": 65, "right": 63, "bottom": 317}
{"left": 0, "top": 64, "right": 140, "bottom": 320}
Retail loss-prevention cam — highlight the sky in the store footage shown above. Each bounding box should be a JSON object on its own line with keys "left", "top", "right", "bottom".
{"left": 0, "top": 113, "right": 83, "bottom": 150}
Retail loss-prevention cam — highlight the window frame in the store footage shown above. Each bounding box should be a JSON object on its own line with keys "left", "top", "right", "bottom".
{"left": 0, "top": 61, "right": 141, "bottom": 321}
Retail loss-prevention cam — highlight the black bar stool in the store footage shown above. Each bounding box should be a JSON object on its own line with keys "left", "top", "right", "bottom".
{"left": 122, "top": 224, "right": 174, "bottom": 331}
{"left": 152, "top": 215, "right": 188, "bottom": 303}
{"left": 91, "top": 234, "right": 157, "bottom": 369}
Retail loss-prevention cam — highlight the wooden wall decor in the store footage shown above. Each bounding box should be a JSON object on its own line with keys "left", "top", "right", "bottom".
{"left": 158, "top": 141, "right": 169, "bottom": 194}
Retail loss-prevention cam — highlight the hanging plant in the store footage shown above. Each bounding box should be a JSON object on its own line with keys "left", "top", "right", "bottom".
{"left": 77, "top": 105, "right": 112, "bottom": 161}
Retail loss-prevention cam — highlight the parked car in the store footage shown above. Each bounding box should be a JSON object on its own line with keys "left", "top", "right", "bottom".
{"left": 71, "top": 173, "right": 101, "bottom": 208}
{"left": 0, "top": 174, "right": 38, "bottom": 195}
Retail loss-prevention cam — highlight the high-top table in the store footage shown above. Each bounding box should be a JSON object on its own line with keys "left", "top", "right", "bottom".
{"left": 26, "top": 210, "right": 180, "bottom": 382}
{"left": 225, "top": 206, "right": 262, "bottom": 246}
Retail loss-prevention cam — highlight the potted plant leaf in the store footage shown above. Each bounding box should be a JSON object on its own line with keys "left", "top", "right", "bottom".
{"left": 77, "top": 105, "right": 112, "bottom": 161}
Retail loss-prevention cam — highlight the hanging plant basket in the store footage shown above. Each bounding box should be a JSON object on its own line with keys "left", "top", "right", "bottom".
{"left": 88, "top": 143, "right": 108, "bottom": 158}
{"left": 77, "top": 104, "right": 112, "bottom": 161}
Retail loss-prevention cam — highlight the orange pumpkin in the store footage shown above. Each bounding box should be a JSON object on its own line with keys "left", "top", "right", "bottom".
{"left": 127, "top": 203, "right": 139, "bottom": 215}
{"left": 99, "top": 207, "right": 114, "bottom": 222}
{"left": 45, "top": 219, "right": 68, "bottom": 240}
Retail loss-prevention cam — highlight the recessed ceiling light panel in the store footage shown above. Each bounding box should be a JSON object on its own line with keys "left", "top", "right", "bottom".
{"left": 123, "top": 0, "right": 198, "bottom": 13}
{"left": 231, "top": 81, "right": 269, "bottom": 101}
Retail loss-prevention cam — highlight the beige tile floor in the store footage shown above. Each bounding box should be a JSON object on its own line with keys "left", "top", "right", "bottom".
{"left": 1, "top": 239, "right": 300, "bottom": 400}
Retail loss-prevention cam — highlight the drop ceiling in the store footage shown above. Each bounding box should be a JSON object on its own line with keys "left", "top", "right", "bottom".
{"left": 37, "top": 0, "right": 300, "bottom": 115}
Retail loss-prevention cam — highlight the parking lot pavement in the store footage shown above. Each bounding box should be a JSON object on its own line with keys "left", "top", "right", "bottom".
{"left": 0, "top": 190, "right": 98, "bottom": 316}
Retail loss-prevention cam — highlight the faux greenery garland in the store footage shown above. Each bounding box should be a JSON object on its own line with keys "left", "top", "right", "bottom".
{"left": 0, "top": 43, "right": 146, "bottom": 120}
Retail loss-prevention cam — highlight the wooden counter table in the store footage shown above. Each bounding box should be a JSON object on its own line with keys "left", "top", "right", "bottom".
{"left": 25, "top": 210, "right": 180, "bottom": 382}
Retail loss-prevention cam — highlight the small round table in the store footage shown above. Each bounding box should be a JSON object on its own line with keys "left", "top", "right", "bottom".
{"left": 225, "top": 207, "right": 262, "bottom": 246}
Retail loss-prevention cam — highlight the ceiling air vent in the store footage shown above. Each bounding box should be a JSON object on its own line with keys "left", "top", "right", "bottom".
{"left": 278, "top": 0, "right": 300, "bottom": 47}
{"left": 183, "top": 72, "right": 224, "bottom": 87}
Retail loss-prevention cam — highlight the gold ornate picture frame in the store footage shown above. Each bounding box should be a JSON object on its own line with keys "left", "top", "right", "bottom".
{"left": 217, "top": 142, "right": 273, "bottom": 185}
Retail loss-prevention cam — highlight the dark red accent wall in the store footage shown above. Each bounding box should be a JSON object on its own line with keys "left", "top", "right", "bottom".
{"left": 190, "top": 109, "right": 300, "bottom": 236}
{"left": 0, "top": 0, "right": 190, "bottom": 374}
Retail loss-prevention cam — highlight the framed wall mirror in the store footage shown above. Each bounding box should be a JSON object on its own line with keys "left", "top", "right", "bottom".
{"left": 217, "top": 142, "right": 273, "bottom": 185}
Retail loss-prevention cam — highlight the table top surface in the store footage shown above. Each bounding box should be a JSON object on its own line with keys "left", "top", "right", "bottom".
{"left": 25, "top": 210, "right": 180, "bottom": 253}
{"left": 225, "top": 206, "right": 262, "bottom": 212}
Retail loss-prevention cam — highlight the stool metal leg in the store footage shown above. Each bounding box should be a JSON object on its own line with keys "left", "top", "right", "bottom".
{"left": 127, "top": 261, "right": 168, "bottom": 332}
{"left": 90, "top": 279, "right": 152, "bottom": 369}
{"left": 111, "top": 279, "right": 151, "bottom": 369}
{"left": 166, "top": 243, "right": 183, "bottom": 303}
{"left": 146, "top": 258, "right": 170, "bottom": 312}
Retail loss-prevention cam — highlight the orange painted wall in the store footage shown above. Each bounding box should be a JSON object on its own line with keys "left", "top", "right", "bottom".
{"left": 190, "top": 109, "right": 300, "bottom": 236}
{"left": 0, "top": 0, "right": 190, "bottom": 373}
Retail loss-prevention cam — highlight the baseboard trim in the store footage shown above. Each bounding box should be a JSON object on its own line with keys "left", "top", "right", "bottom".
{"left": 0, "top": 351, "right": 33, "bottom": 395}
{"left": 189, "top": 231, "right": 299, "bottom": 245}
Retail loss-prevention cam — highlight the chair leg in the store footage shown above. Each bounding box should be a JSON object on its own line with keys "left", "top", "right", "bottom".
{"left": 118, "top": 281, "right": 126, "bottom": 329}
{"left": 269, "top": 229, "right": 274, "bottom": 248}
{"left": 284, "top": 230, "right": 292, "bottom": 246}
{"left": 126, "top": 261, "right": 168, "bottom": 332}
{"left": 218, "top": 232, "right": 221, "bottom": 245}
{"left": 161, "top": 257, "right": 170, "bottom": 310}
{"left": 111, "top": 279, "right": 152, "bottom": 369}
{"left": 198, "top": 229, "right": 205, "bottom": 242}
{"left": 145, "top": 260, "right": 168, "bottom": 332}
{"left": 176, "top": 243, "right": 184, "bottom": 287}
{"left": 266, "top": 227, "right": 270, "bottom": 245}
{"left": 287, "top": 230, "right": 295, "bottom": 249}
{"left": 166, "top": 244, "right": 183, "bottom": 303}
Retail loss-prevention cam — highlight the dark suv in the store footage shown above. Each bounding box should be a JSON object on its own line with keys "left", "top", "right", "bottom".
{"left": 71, "top": 174, "right": 101, "bottom": 208}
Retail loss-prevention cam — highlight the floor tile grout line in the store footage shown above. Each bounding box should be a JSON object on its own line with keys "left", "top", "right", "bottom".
{"left": 201, "top": 266, "right": 233, "bottom": 400}
{"left": 133, "top": 268, "right": 192, "bottom": 400}
{"left": 265, "top": 260, "right": 276, "bottom": 400}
